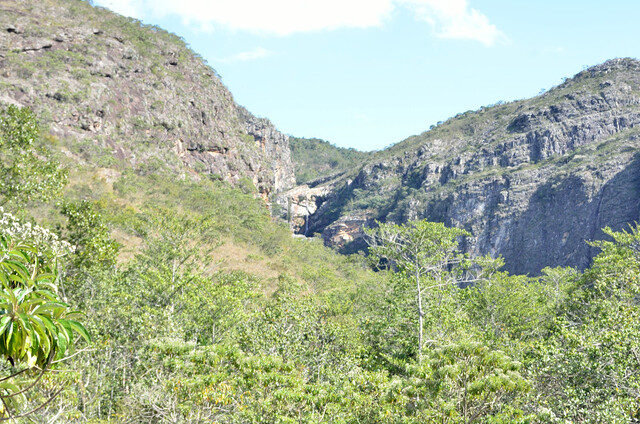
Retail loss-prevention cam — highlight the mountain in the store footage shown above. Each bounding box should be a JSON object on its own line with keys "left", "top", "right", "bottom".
{"left": 0, "top": 0, "right": 295, "bottom": 199}
{"left": 2, "top": 0, "right": 639, "bottom": 277}
{"left": 280, "top": 58, "right": 640, "bottom": 275}
{"left": 1, "top": 1, "right": 640, "bottom": 422}
{"left": 289, "top": 137, "right": 372, "bottom": 185}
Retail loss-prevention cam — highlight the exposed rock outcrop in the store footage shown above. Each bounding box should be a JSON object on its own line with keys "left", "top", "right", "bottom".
{"left": 0, "top": 0, "right": 295, "bottom": 196}
{"left": 291, "top": 59, "right": 640, "bottom": 274}
{"left": 321, "top": 214, "right": 371, "bottom": 249}
{"left": 275, "top": 176, "right": 341, "bottom": 235}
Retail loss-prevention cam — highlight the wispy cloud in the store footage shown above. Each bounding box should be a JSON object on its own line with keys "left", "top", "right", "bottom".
{"left": 400, "top": 0, "right": 507, "bottom": 46}
{"left": 94, "top": 0, "right": 505, "bottom": 46}
{"left": 217, "top": 47, "right": 274, "bottom": 63}
{"left": 95, "top": 0, "right": 392, "bottom": 35}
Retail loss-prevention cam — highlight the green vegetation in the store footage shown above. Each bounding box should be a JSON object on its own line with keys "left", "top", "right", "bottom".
{"left": 0, "top": 106, "right": 67, "bottom": 207}
{"left": 5, "top": 0, "right": 640, "bottom": 419}
{"left": 0, "top": 221, "right": 90, "bottom": 419}
{"left": 289, "top": 137, "right": 371, "bottom": 185}
{"left": 0, "top": 107, "right": 88, "bottom": 419}
{"left": 365, "top": 221, "right": 474, "bottom": 362}
{"left": 1, "top": 107, "right": 635, "bottom": 422}
{"left": 1, "top": 22, "right": 639, "bottom": 416}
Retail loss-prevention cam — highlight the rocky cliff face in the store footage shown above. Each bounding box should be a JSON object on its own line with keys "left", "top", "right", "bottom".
{"left": 0, "top": 0, "right": 295, "bottom": 196}
{"left": 283, "top": 59, "right": 640, "bottom": 275}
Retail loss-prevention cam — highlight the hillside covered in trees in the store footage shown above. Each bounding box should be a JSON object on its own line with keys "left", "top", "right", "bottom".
{"left": 0, "top": 0, "right": 638, "bottom": 422}
{"left": 289, "top": 137, "right": 372, "bottom": 185}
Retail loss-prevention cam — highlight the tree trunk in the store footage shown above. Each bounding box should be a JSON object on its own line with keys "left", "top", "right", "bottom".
{"left": 416, "top": 269, "right": 424, "bottom": 363}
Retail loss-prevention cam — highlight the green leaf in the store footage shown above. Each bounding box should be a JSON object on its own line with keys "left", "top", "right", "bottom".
{"left": 17, "top": 312, "right": 32, "bottom": 332}
{"left": 21, "top": 297, "right": 46, "bottom": 310}
{"left": 0, "top": 381, "right": 21, "bottom": 394}
{"left": 56, "top": 330, "right": 68, "bottom": 358}
{"left": 0, "top": 316, "right": 10, "bottom": 336}
{"left": 32, "top": 302, "right": 68, "bottom": 316}
{"left": 34, "top": 273, "right": 56, "bottom": 282}
{"left": 1, "top": 261, "right": 29, "bottom": 278}
{"left": 59, "top": 320, "right": 74, "bottom": 344}
{"left": 39, "top": 316, "right": 58, "bottom": 341}
{"left": 31, "top": 289, "right": 58, "bottom": 301}
{"left": 68, "top": 320, "right": 91, "bottom": 343}
{"left": 5, "top": 321, "right": 13, "bottom": 351}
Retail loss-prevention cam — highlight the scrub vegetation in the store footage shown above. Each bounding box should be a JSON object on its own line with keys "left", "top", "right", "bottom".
{"left": 0, "top": 105, "right": 638, "bottom": 423}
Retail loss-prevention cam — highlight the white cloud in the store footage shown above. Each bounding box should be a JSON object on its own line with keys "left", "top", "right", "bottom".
{"left": 399, "top": 0, "right": 507, "bottom": 46}
{"left": 218, "top": 47, "right": 274, "bottom": 63}
{"left": 96, "top": 0, "right": 393, "bottom": 34}
{"left": 93, "top": 0, "right": 505, "bottom": 46}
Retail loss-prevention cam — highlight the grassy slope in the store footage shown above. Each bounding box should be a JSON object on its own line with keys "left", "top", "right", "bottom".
{"left": 54, "top": 160, "right": 377, "bottom": 297}
{"left": 0, "top": 0, "right": 364, "bottom": 297}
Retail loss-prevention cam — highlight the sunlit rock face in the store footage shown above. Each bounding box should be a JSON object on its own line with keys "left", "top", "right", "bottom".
{"left": 0, "top": 0, "right": 295, "bottom": 198}
{"left": 288, "top": 59, "right": 640, "bottom": 275}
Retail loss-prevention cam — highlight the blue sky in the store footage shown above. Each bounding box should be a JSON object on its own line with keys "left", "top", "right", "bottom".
{"left": 93, "top": 0, "right": 640, "bottom": 151}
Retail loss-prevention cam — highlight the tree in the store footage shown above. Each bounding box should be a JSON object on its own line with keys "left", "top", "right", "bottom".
{"left": 365, "top": 220, "right": 470, "bottom": 362}
{"left": 0, "top": 211, "right": 90, "bottom": 419}
{"left": 530, "top": 225, "right": 640, "bottom": 422}
{"left": 462, "top": 266, "right": 575, "bottom": 342}
{"left": 421, "top": 341, "right": 531, "bottom": 423}
{"left": 0, "top": 106, "right": 67, "bottom": 207}
{"left": 60, "top": 200, "right": 120, "bottom": 274}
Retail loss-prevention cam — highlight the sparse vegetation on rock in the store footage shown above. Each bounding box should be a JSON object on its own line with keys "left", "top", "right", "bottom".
{"left": 287, "top": 58, "right": 640, "bottom": 275}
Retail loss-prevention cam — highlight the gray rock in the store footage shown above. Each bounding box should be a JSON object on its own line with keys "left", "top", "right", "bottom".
{"left": 294, "top": 58, "right": 640, "bottom": 274}
{"left": 0, "top": 0, "right": 295, "bottom": 199}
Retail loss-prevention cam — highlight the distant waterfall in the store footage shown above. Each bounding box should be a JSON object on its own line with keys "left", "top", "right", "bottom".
{"left": 304, "top": 208, "right": 309, "bottom": 236}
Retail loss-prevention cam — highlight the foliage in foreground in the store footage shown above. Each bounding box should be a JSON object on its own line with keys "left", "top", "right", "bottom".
{"left": 0, "top": 211, "right": 89, "bottom": 419}
{"left": 0, "top": 106, "right": 638, "bottom": 422}
{"left": 0, "top": 105, "right": 67, "bottom": 207}
{"left": 50, "top": 209, "right": 637, "bottom": 423}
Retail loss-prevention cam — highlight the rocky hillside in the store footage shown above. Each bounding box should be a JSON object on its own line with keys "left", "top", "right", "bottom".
{"left": 279, "top": 58, "right": 640, "bottom": 275}
{"left": 0, "top": 0, "right": 295, "bottom": 198}
{"left": 2, "top": 0, "right": 637, "bottom": 276}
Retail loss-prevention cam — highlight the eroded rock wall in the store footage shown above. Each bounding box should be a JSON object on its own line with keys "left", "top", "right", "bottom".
{"left": 291, "top": 59, "right": 640, "bottom": 274}
{"left": 0, "top": 0, "right": 295, "bottom": 196}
